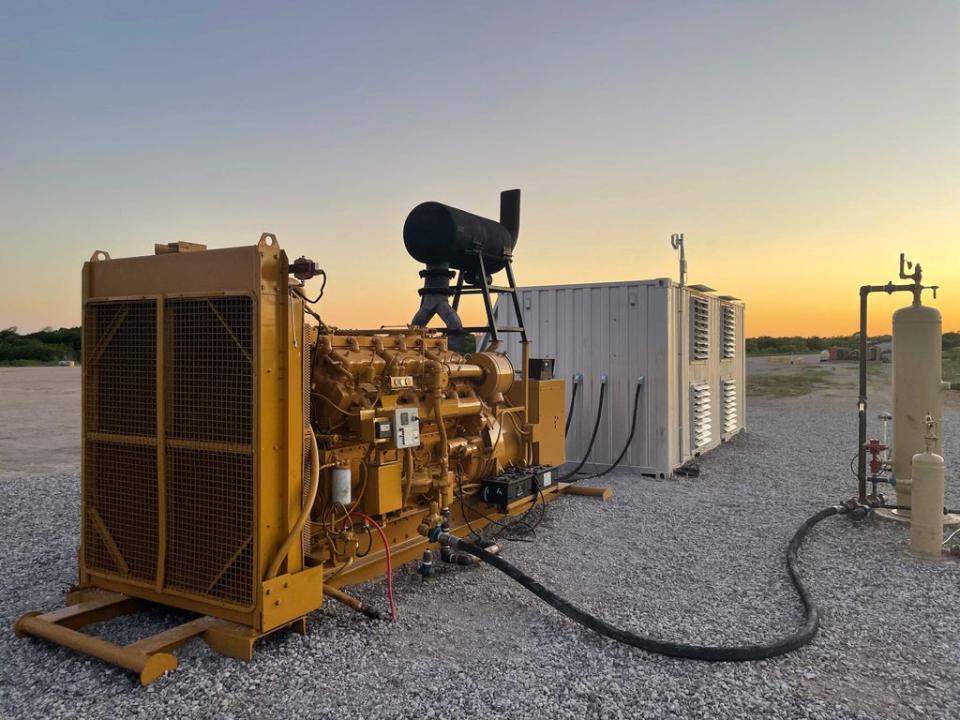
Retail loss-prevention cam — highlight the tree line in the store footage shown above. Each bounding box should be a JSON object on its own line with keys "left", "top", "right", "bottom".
{"left": 0, "top": 327, "right": 81, "bottom": 365}
{"left": 2, "top": 325, "right": 959, "bottom": 364}
{"left": 746, "top": 332, "right": 960, "bottom": 356}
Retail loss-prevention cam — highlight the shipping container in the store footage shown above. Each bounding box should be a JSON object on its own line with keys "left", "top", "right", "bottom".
{"left": 490, "top": 279, "right": 745, "bottom": 478}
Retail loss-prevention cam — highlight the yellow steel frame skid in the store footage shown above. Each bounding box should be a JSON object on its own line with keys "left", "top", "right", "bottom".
{"left": 14, "top": 588, "right": 302, "bottom": 686}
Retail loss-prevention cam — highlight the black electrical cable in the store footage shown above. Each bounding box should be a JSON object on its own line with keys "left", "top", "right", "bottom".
{"left": 441, "top": 503, "right": 850, "bottom": 661}
{"left": 457, "top": 469, "right": 545, "bottom": 542}
{"left": 564, "top": 379, "right": 580, "bottom": 438}
{"left": 294, "top": 270, "right": 327, "bottom": 304}
{"left": 580, "top": 380, "right": 642, "bottom": 481}
{"left": 556, "top": 381, "right": 606, "bottom": 482}
{"left": 354, "top": 523, "right": 374, "bottom": 558}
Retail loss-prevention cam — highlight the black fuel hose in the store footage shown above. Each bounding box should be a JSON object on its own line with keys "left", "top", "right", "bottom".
{"left": 436, "top": 503, "right": 849, "bottom": 661}
{"left": 564, "top": 379, "right": 580, "bottom": 438}
{"left": 557, "top": 380, "right": 606, "bottom": 482}
{"left": 580, "top": 379, "right": 642, "bottom": 481}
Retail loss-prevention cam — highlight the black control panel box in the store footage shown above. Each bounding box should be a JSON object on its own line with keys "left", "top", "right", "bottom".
{"left": 479, "top": 465, "right": 555, "bottom": 511}
{"left": 528, "top": 358, "right": 555, "bottom": 381}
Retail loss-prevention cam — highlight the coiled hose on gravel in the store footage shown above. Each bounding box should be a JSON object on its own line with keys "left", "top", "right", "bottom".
{"left": 435, "top": 503, "right": 851, "bottom": 661}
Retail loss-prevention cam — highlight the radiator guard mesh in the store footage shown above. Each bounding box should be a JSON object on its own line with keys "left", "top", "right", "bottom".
{"left": 83, "top": 301, "right": 159, "bottom": 582}
{"left": 82, "top": 295, "right": 257, "bottom": 610}
{"left": 164, "top": 296, "right": 255, "bottom": 607}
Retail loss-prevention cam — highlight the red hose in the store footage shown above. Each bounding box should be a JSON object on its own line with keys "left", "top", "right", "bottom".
{"left": 348, "top": 511, "right": 396, "bottom": 622}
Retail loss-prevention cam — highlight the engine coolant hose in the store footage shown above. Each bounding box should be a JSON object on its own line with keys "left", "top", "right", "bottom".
{"left": 432, "top": 503, "right": 850, "bottom": 661}
{"left": 557, "top": 379, "right": 606, "bottom": 482}
{"left": 266, "top": 429, "right": 334, "bottom": 580}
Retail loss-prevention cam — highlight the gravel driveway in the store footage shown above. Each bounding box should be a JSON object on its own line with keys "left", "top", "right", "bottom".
{"left": 1, "top": 404, "right": 958, "bottom": 719}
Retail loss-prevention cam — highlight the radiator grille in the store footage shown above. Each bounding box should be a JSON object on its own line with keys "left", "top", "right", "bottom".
{"left": 83, "top": 301, "right": 158, "bottom": 582}
{"left": 165, "top": 296, "right": 255, "bottom": 608}
{"left": 167, "top": 297, "right": 254, "bottom": 446}
{"left": 690, "top": 383, "right": 713, "bottom": 450}
{"left": 83, "top": 441, "right": 158, "bottom": 581}
{"left": 84, "top": 301, "right": 157, "bottom": 437}
{"left": 165, "top": 448, "right": 254, "bottom": 605}
{"left": 81, "top": 295, "right": 257, "bottom": 608}
{"left": 690, "top": 296, "right": 710, "bottom": 361}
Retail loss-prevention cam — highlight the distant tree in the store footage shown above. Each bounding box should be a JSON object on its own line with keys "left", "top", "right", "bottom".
{"left": 0, "top": 326, "right": 80, "bottom": 364}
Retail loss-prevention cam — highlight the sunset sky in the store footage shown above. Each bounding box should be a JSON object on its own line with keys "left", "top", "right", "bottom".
{"left": 2, "top": 2, "right": 957, "bottom": 337}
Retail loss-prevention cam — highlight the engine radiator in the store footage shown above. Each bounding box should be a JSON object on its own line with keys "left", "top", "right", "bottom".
{"left": 78, "top": 238, "right": 320, "bottom": 631}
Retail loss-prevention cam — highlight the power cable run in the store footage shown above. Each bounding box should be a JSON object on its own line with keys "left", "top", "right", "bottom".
{"left": 580, "top": 377, "right": 643, "bottom": 481}
{"left": 557, "top": 377, "right": 607, "bottom": 482}
{"left": 564, "top": 374, "right": 581, "bottom": 438}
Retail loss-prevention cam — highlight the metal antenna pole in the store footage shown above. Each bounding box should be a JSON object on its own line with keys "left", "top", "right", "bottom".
{"left": 671, "top": 233, "right": 686, "bottom": 287}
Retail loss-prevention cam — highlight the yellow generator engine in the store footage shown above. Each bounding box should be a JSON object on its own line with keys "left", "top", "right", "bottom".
{"left": 15, "top": 191, "right": 568, "bottom": 685}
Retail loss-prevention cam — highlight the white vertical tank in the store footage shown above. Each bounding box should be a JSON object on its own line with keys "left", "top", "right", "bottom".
{"left": 911, "top": 447, "right": 945, "bottom": 559}
{"left": 892, "top": 300, "right": 943, "bottom": 508}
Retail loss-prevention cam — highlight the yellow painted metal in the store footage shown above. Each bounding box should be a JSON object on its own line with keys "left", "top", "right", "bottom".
{"left": 362, "top": 462, "right": 404, "bottom": 516}
{"left": 15, "top": 587, "right": 311, "bottom": 685}
{"left": 19, "top": 235, "right": 599, "bottom": 682}
{"left": 260, "top": 564, "right": 326, "bottom": 629}
{"left": 511, "top": 379, "right": 567, "bottom": 467}
{"left": 74, "top": 236, "right": 318, "bottom": 628}
{"left": 14, "top": 594, "right": 178, "bottom": 686}
{"left": 324, "top": 487, "right": 562, "bottom": 588}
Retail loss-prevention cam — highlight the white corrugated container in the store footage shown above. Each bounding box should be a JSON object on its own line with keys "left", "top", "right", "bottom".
{"left": 491, "top": 279, "right": 745, "bottom": 478}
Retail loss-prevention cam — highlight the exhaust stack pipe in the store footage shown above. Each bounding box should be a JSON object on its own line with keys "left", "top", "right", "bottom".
{"left": 499, "top": 189, "right": 520, "bottom": 243}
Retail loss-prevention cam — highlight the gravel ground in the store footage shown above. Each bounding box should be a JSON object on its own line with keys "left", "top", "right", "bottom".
{"left": 2, "top": 405, "right": 959, "bottom": 719}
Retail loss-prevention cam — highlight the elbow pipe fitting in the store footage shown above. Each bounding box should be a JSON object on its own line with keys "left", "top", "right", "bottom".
{"left": 440, "top": 545, "right": 479, "bottom": 566}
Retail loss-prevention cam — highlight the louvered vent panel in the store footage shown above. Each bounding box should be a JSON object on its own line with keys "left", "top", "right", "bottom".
{"left": 690, "top": 297, "right": 710, "bottom": 360}
{"left": 722, "top": 305, "right": 736, "bottom": 359}
{"left": 722, "top": 378, "right": 738, "bottom": 433}
{"left": 690, "top": 383, "right": 712, "bottom": 450}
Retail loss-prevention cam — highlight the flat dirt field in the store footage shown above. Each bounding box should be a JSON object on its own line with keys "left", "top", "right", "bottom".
{"left": 1, "top": 362, "right": 953, "bottom": 482}
{"left": 0, "top": 367, "right": 81, "bottom": 482}
{"left": 747, "top": 357, "right": 960, "bottom": 410}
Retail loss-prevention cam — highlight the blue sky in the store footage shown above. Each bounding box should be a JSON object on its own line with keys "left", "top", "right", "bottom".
{"left": 3, "top": 1, "right": 958, "bottom": 334}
